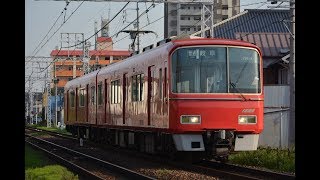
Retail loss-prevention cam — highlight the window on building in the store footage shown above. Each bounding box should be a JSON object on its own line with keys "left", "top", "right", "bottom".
{"left": 91, "top": 86, "right": 95, "bottom": 105}
{"left": 111, "top": 80, "right": 120, "bottom": 104}
{"left": 188, "top": 7, "right": 190, "bottom": 9}
{"left": 188, "top": 17, "right": 190, "bottom": 20}
{"left": 68, "top": 77, "right": 73, "bottom": 81}
{"left": 180, "top": 16, "right": 185, "bottom": 20}
{"left": 70, "top": 91, "right": 75, "bottom": 107}
{"left": 222, "top": 5, "right": 228, "bottom": 10}
{"left": 132, "top": 74, "right": 144, "bottom": 101}
{"left": 98, "top": 83, "right": 103, "bottom": 105}
{"left": 194, "top": 16, "right": 201, "bottom": 20}
{"left": 279, "top": 68, "right": 288, "bottom": 84}
{"left": 79, "top": 88, "right": 85, "bottom": 107}
{"left": 68, "top": 66, "right": 72, "bottom": 71}
{"left": 222, "top": 15, "right": 228, "bottom": 20}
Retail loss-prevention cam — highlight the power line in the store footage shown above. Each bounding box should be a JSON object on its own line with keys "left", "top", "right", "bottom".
{"left": 62, "top": 2, "right": 130, "bottom": 49}
{"left": 89, "top": 2, "right": 159, "bottom": 56}
{"left": 26, "top": 1, "right": 85, "bottom": 62}
{"left": 26, "top": 3, "right": 70, "bottom": 64}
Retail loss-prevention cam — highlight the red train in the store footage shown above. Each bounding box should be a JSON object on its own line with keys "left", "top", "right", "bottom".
{"left": 64, "top": 37, "right": 264, "bottom": 161}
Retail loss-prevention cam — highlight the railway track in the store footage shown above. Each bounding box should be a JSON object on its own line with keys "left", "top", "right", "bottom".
{"left": 25, "top": 133, "right": 156, "bottom": 180}
{"left": 25, "top": 126, "right": 295, "bottom": 180}
{"left": 195, "top": 160, "right": 295, "bottom": 180}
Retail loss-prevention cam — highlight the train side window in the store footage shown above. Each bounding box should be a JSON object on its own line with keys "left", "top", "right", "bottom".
{"left": 111, "top": 80, "right": 120, "bottom": 104}
{"left": 98, "top": 83, "right": 103, "bottom": 105}
{"left": 91, "top": 86, "right": 95, "bottom": 105}
{"left": 79, "top": 88, "right": 85, "bottom": 107}
{"left": 159, "top": 68, "right": 162, "bottom": 99}
{"left": 132, "top": 74, "right": 144, "bottom": 101}
{"left": 164, "top": 67, "right": 167, "bottom": 99}
{"left": 70, "top": 90, "right": 75, "bottom": 108}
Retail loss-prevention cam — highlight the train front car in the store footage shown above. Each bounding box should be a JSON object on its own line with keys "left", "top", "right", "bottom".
{"left": 168, "top": 39, "right": 263, "bottom": 161}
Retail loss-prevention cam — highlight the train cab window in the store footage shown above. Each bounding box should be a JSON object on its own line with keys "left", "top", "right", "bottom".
{"left": 132, "top": 74, "right": 144, "bottom": 101}
{"left": 69, "top": 91, "right": 75, "bottom": 107}
{"left": 171, "top": 47, "right": 227, "bottom": 93}
{"left": 98, "top": 83, "right": 103, "bottom": 105}
{"left": 91, "top": 86, "right": 96, "bottom": 105}
{"left": 79, "top": 88, "right": 85, "bottom": 107}
{"left": 111, "top": 80, "right": 120, "bottom": 104}
{"left": 229, "top": 48, "right": 261, "bottom": 93}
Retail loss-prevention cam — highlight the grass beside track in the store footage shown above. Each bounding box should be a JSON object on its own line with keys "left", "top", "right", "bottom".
{"left": 25, "top": 143, "right": 78, "bottom": 180}
{"left": 27, "top": 124, "right": 71, "bottom": 136}
{"left": 229, "top": 146, "right": 295, "bottom": 173}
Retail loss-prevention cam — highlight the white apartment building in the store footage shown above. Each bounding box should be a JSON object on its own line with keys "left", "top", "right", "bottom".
{"left": 164, "top": 0, "right": 240, "bottom": 38}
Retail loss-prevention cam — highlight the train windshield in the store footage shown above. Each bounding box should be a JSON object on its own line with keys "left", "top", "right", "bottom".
{"left": 171, "top": 46, "right": 261, "bottom": 94}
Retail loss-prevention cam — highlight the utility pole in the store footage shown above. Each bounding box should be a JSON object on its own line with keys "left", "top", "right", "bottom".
{"left": 83, "top": 40, "right": 91, "bottom": 73}
{"left": 288, "top": 0, "right": 295, "bottom": 147}
{"left": 54, "top": 63, "right": 58, "bottom": 127}
{"left": 35, "top": 98, "right": 38, "bottom": 124}
{"left": 47, "top": 67, "right": 52, "bottom": 127}
{"left": 73, "top": 56, "right": 77, "bottom": 78}
{"left": 201, "top": 1, "right": 214, "bottom": 37}
{"left": 267, "top": 0, "right": 295, "bottom": 147}
{"left": 136, "top": 2, "right": 140, "bottom": 52}
{"left": 29, "top": 80, "right": 34, "bottom": 125}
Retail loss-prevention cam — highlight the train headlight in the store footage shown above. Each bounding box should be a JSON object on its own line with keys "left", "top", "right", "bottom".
{"left": 181, "top": 115, "right": 201, "bottom": 124}
{"left": 238, "top": 115, "right": 256, "bottom": 124}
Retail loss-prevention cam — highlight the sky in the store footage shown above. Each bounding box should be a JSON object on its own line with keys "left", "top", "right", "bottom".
{"left": 25, "top": 0, "right": 275, "bottom": 58}
{"left": 25, "top": 0, "right": 284, "bottom": 92}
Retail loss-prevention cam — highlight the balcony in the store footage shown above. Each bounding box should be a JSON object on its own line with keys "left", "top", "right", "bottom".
{"left": 55, "top": 70, "right": 83, "bottom": 77}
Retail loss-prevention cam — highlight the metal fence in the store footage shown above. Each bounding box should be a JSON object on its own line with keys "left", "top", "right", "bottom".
{"left": 258, "top": 85, "right": 291, "bottom": 149}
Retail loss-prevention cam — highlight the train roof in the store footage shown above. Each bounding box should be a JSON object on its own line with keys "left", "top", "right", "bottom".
{"left": 64, "top": 37, "right": 261, "bottom": 89}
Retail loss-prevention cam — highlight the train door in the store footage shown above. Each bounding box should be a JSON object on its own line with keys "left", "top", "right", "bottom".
{"left": 122, "top": 74, "right": 127, "bottom": 124}
{"left": 163, "top": 61, "right": 168, "bottom": 116}
{"left": 148, "top": 65, "right": 155, "bottom": 126}
{"left": 86, "top": 84, "right": 89, "bottom": 122}
{"left": 104, "top": 79, "right": 108, "bottom": 124}
{"left": 163, "top": 61, "right": 168, "bottom": 128}
{"left": 75, "top": 87, "right": 78, "bottom": 122}
{"left": 66, "top": 90, "right": 68, "bottom": 122}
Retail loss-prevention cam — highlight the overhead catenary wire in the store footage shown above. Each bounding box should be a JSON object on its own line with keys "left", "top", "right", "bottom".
{"left": 28, "top": 0, "right": 277, "bottom": 82}
{"left": 25, "top": 2, "right": 70, "bottom": 64}
{"left": 29, "top": 2, "right": 131, "bottom": 80}
{"left": 104, "top": 1, "right": 267, "bottom": 49}
{"left": 26, "top": 1, "right": 85, "bottom": 67}
{"left": 61, "top": 2, "right": 131, "bottom": 49}
{"left": 88, "top": 2, "right": 159, "bottom": 57}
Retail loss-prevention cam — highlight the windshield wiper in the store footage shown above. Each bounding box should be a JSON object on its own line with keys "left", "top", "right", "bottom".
{"left": 230, "top": 82, "right": 247, "bottom": 101}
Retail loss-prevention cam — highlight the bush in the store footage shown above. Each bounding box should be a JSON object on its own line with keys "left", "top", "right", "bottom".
{"left": 25, "top": 165, "right": 78, "bottom": 180}
{"left": 229, "top": 146, "right": 295, "bottom": 173}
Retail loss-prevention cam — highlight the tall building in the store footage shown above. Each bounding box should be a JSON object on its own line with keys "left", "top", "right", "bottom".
{"left": 164, "top": 0, "right": 240, "bottom": 38}
{"left": 50, "top": 37, "right": 131, "bottom": 94}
